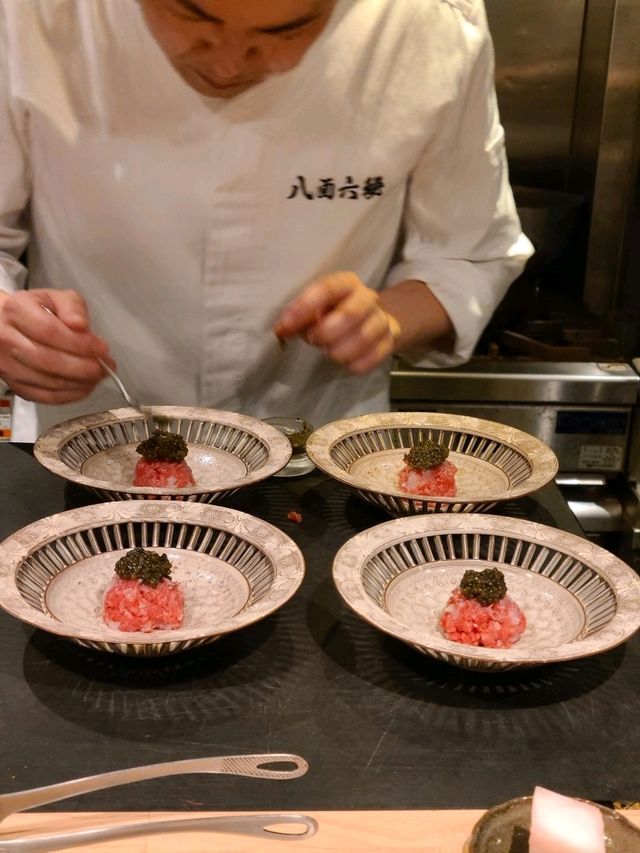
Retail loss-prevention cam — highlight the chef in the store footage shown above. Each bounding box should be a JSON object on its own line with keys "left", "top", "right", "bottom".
{"left": 0, "top": 0, "right": 532, "bottom": 441}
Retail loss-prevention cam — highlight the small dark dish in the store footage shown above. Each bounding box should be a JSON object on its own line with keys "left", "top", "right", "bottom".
{"left": 465, "top": 796, "right": 640, "bottom": 852}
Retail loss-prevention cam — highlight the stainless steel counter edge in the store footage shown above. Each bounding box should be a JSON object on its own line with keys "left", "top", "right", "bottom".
{"left": 390, "top": 360, "right": 640, "bottom": 405}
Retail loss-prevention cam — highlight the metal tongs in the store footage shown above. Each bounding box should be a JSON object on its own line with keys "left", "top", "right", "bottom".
{"left": 0, "top": 753, "right": 317, "bottom": 851}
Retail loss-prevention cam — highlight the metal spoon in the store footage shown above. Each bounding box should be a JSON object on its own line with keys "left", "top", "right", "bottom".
{"left": 40, "top": 305, "right": 153, "bottom": 419}
{"left": 95, "top": 356, "right": 147, "bottom": 413}
{"left": 87, "top": 357, "right": 158, "bottom": 424}
{"left": 0, "top": 754, "right": 308, "bottom": 824}
{"left": 0, "top": 754, "right": 313, "bottom": 851}
{"left": 0, "top": 813, "right": 318, "bottom": 851}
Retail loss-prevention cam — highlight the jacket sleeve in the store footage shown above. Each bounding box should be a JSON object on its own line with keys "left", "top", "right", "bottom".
{"left": 385, "top": 1, "right": 532, "bottom": 367}
{"left": 0, "top": 1, "right": 30, "bottom": 295}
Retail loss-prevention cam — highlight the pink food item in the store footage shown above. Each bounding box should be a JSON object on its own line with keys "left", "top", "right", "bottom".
{"left": 133, "top": 458, "right": 195, "bottom": 488}
{"left": 529, "top": 786, "right": 605, "bottom": 853}
{"left": 287, "top": 511, "right": 303, "bottom": 523}
{"left": 440, "top": 588, "right": 526, "bottom": 648}
{"left": 103, "top": 577, "right": 184, "bottom": 632}
{"left": 399, "top": 460, "right": 457, "bottom": 497}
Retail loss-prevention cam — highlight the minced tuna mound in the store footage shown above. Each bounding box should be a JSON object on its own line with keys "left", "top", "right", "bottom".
{"left": 103, "top": 577, "right": 184, "bottom": 632}
{"left": 133, "top": 458, "right": 195, "bottom": 488}
{"left": 440, "top": 589, "right": 526, "bottom": 648}
{"left": 399, "top": 460, "right": 457, "bottom": 497}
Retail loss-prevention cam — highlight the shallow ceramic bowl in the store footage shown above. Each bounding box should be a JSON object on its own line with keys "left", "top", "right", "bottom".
{"left": 464, "top": 796, "right": 640, "bottom": 851}
{"left": 332, "top": 513, "right": 640, "bottom": 671}
{"left": 34, "top": 407, "right": 292, "bottom": 503}
{"left": 306, "top": 412, "right": 558, "bottom": 516}
{"left": 0, "top": 501, "right": 305, "bottom": 656}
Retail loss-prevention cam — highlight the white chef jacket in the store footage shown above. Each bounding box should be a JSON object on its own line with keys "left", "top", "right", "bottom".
{"left": 0, "top": 0, "right": 532, "bottom": 441}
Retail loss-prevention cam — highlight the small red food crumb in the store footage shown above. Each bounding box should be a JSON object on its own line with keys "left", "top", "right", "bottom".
{"left": 103, "top": 577, "right": 184, "bottom": 632}
{"left": 399, "top": 460, "right": 457, "bottom": 497}
{"left": 133, "top": 458, "right": 196, "bottom": 488}
{"left": 287, "top": 511, "right": 303, "bottom": 523}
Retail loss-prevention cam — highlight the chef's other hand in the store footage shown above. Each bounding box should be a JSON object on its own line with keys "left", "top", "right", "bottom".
{"left": 0, "top": 288, "right": 113, "bottom": 404}
{"left": 274, "top": 272, "right": 400, "bottom": 375}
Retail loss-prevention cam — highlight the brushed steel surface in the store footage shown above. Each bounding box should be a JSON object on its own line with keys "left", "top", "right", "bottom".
{"left": 0, "top": 755, "right": 309, "bottom": 823}
{"left": 621, "top": 481, "right": 640, "bottom": 548}
{"left": 389, "top": 402, "right": 631, "bottom": 474}
{"left": 487, "top": 0, "right": 586, "bottom": 185}
{"left": 581, "top": 0, "right": 640, "bottom": 315}
{"left": 565, "top": 493, "right": 623, "bottom": 533}
{"left": 487, "top": 0, "right": 640, "bottom": 343}
{"left": 390, "top": 360, "right": 640, "bottom": 405}
{"left": 568, "top": 0, "right": 616, "bottom": 196}
{"left": 614, "top": 122, "right": 640, "bottom": 353}
{"left": 626, "top": 360, "right": 640, "bottom": 481}
{"left": 0, "top": 814, "right": 318, "bottom": 851}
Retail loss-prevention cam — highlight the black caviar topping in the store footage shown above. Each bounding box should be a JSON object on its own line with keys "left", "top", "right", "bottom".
{"left": 404, "top": 439, "right": 449, "bottom": 470}
{"left": 115, "top": 547, "right": 173, "bottom": 588}
{"left": 459, "top": 568, "right": 507, "bottom": 606}
{"left": 136, "top": 429, "right": 188, "bottom": 462}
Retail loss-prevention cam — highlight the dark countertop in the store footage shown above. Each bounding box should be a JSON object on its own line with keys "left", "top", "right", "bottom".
{"left": 1, "top": 442, "right": 639, "bottom": 814}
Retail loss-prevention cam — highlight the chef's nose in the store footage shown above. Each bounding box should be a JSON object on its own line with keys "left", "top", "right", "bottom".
{"left": 207, "top": 33, "right": 254, "bottom": 78}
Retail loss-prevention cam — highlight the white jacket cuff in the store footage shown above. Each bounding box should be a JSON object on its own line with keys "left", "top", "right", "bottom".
{"left": 386, "top": 230, "right": 533, "bottom": 367}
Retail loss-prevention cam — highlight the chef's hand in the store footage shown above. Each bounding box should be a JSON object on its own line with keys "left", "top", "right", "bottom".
{"left": 274, "top": 272, "right": 400, "bottom": 375}
{"left": 0, "top": 288, "right": 113, "bottom": 404}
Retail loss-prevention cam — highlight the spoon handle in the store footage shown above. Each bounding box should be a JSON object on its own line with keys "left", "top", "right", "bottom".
{"left": 0, "top": 813, "right": 318, "bottom": 851}
{"left": 95, "top": 357, "right": 140, "bottom": 409}
{"left": 0, "top": 755, "right": 308, "bottom": 822}
{"left": 40, "top": 304, "right": 142, "bottom": 411}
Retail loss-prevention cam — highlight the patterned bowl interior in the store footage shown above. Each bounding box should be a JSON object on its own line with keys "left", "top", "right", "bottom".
{"left": 59, "top": 417, "right": 269, "bottom": 472}
{"left": 307, "top": 413, "right": 558, "bottom": 515}
{"left": 34, "top": 407, "right": 292, "bottom": 502}
{"left": 333, "top": 514, "right": 640, "bottom": 671}
{"left": 0, "top": 502, "right": 305, "bottom": 656}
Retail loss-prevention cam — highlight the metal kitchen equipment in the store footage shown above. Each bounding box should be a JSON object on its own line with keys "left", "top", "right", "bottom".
{"left": 390, "top": 360, "right": 640, "bottom": 543}
{"left": 391, "top": 362, "right": 639, "bottom": 477}
{"left": 0, "top": 814, "right": 317, "bottom": 851}
{"left": 486, "top": 0, "right": 640, "bottom": 323}
{"left": 391, "top": 0, "right": 640, "bottom": 545}
{"left": 0, "top": 755, "right": 316, "bottom": 851}
{"left": 0, "top": 754, "right": 309, "bottom": 822}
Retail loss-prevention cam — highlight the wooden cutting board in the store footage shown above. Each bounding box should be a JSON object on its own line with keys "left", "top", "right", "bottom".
{"left": 2, "top": 810, "right": 640, "bottom": 852}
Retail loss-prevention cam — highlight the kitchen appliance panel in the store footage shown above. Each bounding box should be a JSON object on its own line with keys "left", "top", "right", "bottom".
{"left": 390, "top": 401, "right": 632, "bottom": 476}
